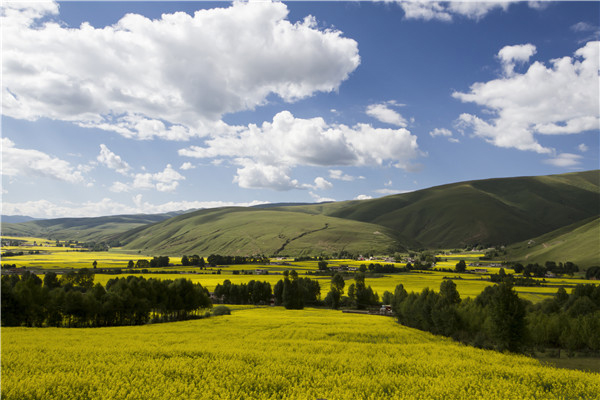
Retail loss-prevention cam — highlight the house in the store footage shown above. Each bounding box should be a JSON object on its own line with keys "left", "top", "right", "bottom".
{"left": 254, "top": 269, "right": 267, "bottom": 275}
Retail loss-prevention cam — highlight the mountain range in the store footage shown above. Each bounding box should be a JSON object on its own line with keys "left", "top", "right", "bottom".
{"left": 2, "top": 170, "right": 598, "bottom": 266}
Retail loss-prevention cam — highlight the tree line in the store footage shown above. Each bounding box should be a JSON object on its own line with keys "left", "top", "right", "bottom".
{"left": 1, "top": 270, "right": 211, "bottom": 327}
{"left": 206, "top": 254, "right": 269, "bottom": 266}
{"left": 386, "top": 279, "right": 599, "bottom": 354}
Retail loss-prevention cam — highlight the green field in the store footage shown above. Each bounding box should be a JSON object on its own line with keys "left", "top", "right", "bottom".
{"left": 2, "top": 307, "right": 599, "bottom": 399}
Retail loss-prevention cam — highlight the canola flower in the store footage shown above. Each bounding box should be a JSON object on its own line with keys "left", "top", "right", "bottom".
{"left": 2, "top": 307, "right": 599, "bottom": 399}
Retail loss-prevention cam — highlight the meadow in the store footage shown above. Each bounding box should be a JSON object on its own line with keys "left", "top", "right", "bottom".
{"left": 2, "top": 307, "right": 599, "bottom": 399}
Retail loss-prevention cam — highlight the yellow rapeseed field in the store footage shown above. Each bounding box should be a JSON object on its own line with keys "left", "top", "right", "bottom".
{"left": 2, "top": 307, "right": 598, "bottom": 399}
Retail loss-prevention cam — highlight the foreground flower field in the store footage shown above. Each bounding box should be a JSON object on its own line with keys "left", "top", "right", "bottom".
{"left": 2, "top": 308, "right": 599, "bottom": 399}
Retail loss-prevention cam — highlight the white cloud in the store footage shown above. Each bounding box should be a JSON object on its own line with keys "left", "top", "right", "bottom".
{"left": 1, "top": 196, "right": 269, "bottom": 219}
{"left": 448, "top": 137, "right": 460, "bottom": 143}
{"left": 578, "top": 143, "right": 589, "bottom": 153}
{"left": 366, "top": 102, "right": 408, "bottom": 127}
{"left": 111, "top": 164, "right": 185, "bottom": 192}
{"left": 395, "top": 1, "right": 515, "bottom": 22}
{"left": 384, "top": 180, "right": 393, "bottom": 187}
{"left": 429, "top": 128, "right": 453, "bottom": 137}
{"left": 309, "top": 192, "right": 335, "bottom": 203}
{"left": 1, "top": 137, "right": 84, "bottom": 183}
{"left": 180, "top": 111, "right": 422, "bottom": 190}
{"left": 97, "top": 144, "right": 130, "bottom": 175}
{"left": 544, "top": 153, "right": 583, "bottom": 168}
{"left": 374, "top": 188, "right": 411, "bottom": 195}
{"left": 329, "top": 169, "right": 356, "bottom": 181}
{"left": 453, "top": 41, "right": 600, "bottom": 154}
{"left": 313, "top": 177, "right": 333, "bottom": 190}
{"left": 180, "top": 162, "right": 195, "bottom": 170}
{"left": 233, "top": 159, "right": 303, "bottom": 191}
{"left": 497, "top": 43, "right": 537, "bottom": 76}
{"left": 354, "top": 194, "right": 372, "bottom": 200}
{"left": 2, "top": 1, "right": 360, "bottom": 141}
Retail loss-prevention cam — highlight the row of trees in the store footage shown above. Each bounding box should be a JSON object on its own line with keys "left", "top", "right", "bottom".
{"left": 323, "top": 272, "right": 380, "bottom": 310}
{"left": 273, "top": 270, "right": 321, "bottom": 309}
{"left": 387, "top": 280, "right": 600, "bottom": 354}
{"left": 214, "top": 280, "right": 272, "bottom": 305}
{"left": 181, "top": 255, "right": 205, "bottom": 267}
{"left": 1, "top": 271, "right": 211, "bottom": 327}
{"left": 206, "top": 254, "right": 269, "bottom": 266}
{"left": 513, "top": 261, "right": 579, "bottom": 277}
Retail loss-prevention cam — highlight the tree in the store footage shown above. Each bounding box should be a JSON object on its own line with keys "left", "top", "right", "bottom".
{"left": 318, "top": 261, "right": 328, "bottom": 271}
{"left": 439, "top": 280, "right": 461, "bottom": 306}
{"left": 181, "top": 255, "right": 190, "bottom": 266}
{"left": 455, "top": 260, "right": 467, "bottom": 273}
{"left": 92, "top": 260, "right": 98, "bottom": 269}
{"left": 489, "top": 282, "right": 527, "bottom": 352}
{"left": 127, "top": 260, "right": 134, "bottom": 269}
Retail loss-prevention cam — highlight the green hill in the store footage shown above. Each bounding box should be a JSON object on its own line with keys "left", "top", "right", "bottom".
{"left": 1, "top": 213, "right": 182, "bottom": 242}
{"left": 117, "top": 207, "right": 407, "bottom": 256}
{"left": 504, "top": 216, "right": 600, "bottom": 268}
{"left": 321, "top": 170, "right": 600, "bottom": 248}
{"left": 4, "top": 171, "right": 598, "bottom": 257}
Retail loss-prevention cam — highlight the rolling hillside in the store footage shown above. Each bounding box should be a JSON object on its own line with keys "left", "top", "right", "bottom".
{"left": 117, "top": 207, "right": 408, "bottom": 256}
{"left": 504, "top": 216, "right": 600, "bottom": 268}
{"left": 3, "top": 171, "right": 598, "bottom": 257}
{"left": 318, "top": 170, "right": 600, "bottom": 248}
{"left": 116, "top": 170, "right": 599, "bottom": 256}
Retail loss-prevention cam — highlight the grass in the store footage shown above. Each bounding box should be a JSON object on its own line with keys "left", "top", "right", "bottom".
{"left": 504, "top": 217, "right": 600, "bottom": 268}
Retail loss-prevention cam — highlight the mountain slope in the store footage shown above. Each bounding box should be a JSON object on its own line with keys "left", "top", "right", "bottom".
{"left": 117, "top": 207, "right": 407, "bottom": 256}
{"left": 504, "top": 216, "right": 600, "bottom": 268}
{"left": 322, "top": 170, "right": 599, "bottom": 248}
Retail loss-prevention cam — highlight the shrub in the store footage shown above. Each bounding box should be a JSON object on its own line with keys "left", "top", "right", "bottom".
{"left": 212, "top": 306, "right": 231, "bottom": 316}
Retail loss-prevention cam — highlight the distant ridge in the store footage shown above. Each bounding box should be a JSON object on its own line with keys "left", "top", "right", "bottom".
{"left": 1, "top": 215, "right": 39, "bottom": 224}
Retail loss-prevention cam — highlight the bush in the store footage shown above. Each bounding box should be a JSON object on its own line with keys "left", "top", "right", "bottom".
{"left": 212, "top": 306, "right": 231, "bottom": 316}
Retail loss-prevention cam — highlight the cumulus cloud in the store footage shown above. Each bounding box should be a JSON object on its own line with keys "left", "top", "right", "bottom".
{"left": 309, "top": 192, "right": 335, "bottom": 203}
{"left": 578, "top": 143, "right": 588, "bottom": 153}
{"left": 97, "top": 144, "right": 130, "bottom": 175}
{"left": 497, "top": 43, "right": 537, "bottom": 76}
{"left": 366, "top": 101, "right": 408, "bottom": 127}
{"left": 1, "top": 137, "right": 84, "bottom": 183}
{"left": 2, "top": 1, "right": 360, "bottom": 140}
{"left": 544, "top": 153, "right": 583, "bottom": 168}
{"left": 430, "top": 127, "right": 460, "bottom": 143}
{"left": 394, "top": 1, "right": 515, "bottom": 22}
{"left": 111, "top": 164, "right": 185, "bottom": 192}
{"left": 179, "top": 111, "right": 421, "bottom": 190}
{"left": 1, "top": 196, "right": 269, "bottom": 219}
{"left": 355, "top": 194, "right": 373, "bottom": 200}
{"left": 312, "top": 177, "right": 333, "bottom": 190}
{"left": 329, "top": 169, "right": 360, "bottom": 181}
{"left": 180, "top": 162, "right": 195, "bottom": 170}
{"left": 453, "top": 41, "right": 600, "bottom": 154}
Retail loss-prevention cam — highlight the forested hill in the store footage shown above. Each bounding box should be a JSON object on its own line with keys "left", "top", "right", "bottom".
{"left": 115, "top": 170, "right": 599, "bottom": 258}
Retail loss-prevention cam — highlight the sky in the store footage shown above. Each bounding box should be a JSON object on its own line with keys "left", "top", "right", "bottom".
{"left": 1, "top": 0, "right": 599, "bottom": 219}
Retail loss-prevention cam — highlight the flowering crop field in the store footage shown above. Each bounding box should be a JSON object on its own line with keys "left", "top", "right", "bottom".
{"left": 2, "top": 307, "right": 598, "bottom": 399}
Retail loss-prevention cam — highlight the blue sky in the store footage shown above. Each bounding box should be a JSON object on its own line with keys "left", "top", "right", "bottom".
{"left": 2, "top": 1, "right": 599, "bottom": 218}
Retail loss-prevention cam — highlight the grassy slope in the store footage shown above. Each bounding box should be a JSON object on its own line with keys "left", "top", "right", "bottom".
{"left": 0, "top": 213, "right": 180, "bottom": 242}
{"left": 118, "top": 207, "right": 405, "bottom": 256}
{"left": 322, "top": 170, "right": 600, "bottom": 248}
{"left": 504, "top": 216, "right": 600, "bottom": 268}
